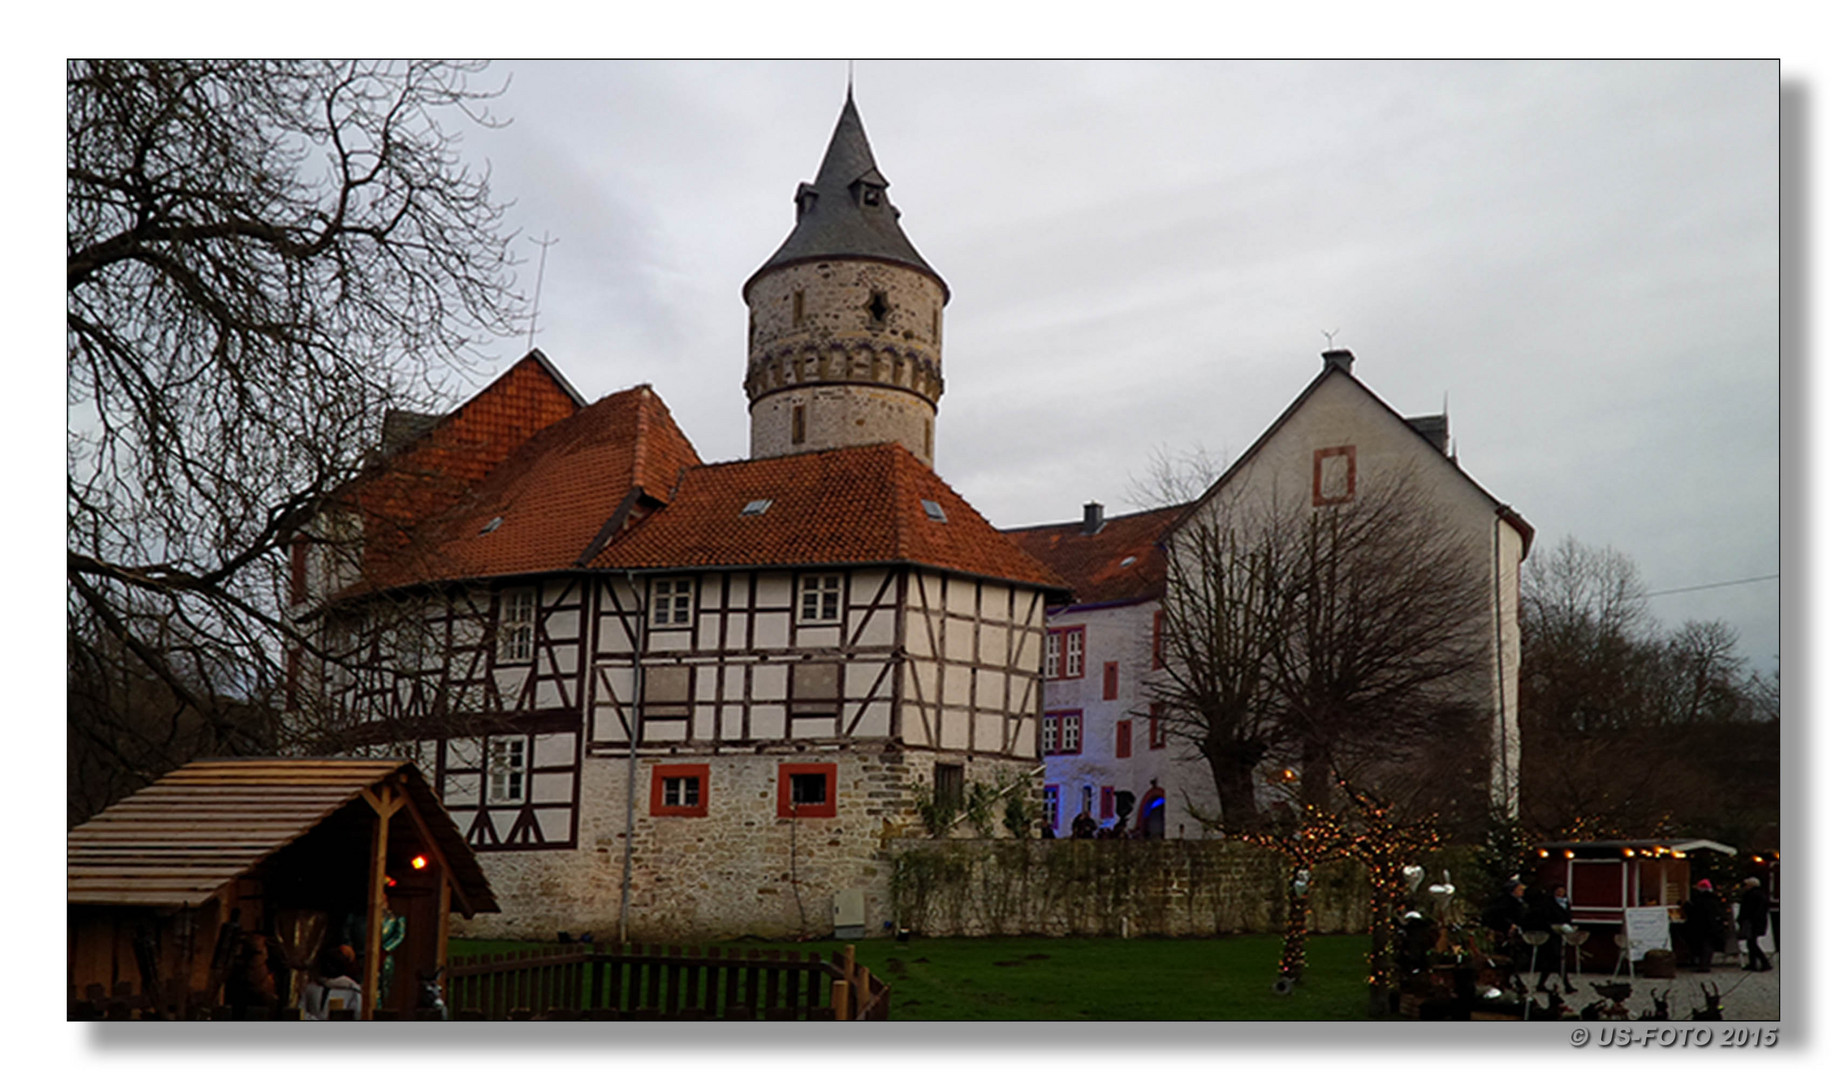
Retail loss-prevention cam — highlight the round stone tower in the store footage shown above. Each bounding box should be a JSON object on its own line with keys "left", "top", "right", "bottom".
{"left": 743, "top": 90, "right": 948, "bottom": 466}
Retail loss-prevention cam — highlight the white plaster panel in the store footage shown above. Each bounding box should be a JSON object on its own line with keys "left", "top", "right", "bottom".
{"left": 722, "top": 710, "right": 746, "bottom": 741}
{"left": 944, "top": 578, "right": 978, "bottom": 617}
{"left": 749, "top": 705, "right": 784, "bottom": 739}
{"left": 849, "top": 571, "right": 884, "bottom": 605}
{"left": 943, "top": 618, "right": 974, "bottom": 663}
{"left": 536, "top": 808, "right": 572, "bottom": 840}
{"left": 850, "top": 701, "right": 891, "bottom": 737}
{"left": 445, "top": 772, "right": 480, "bottom": 804}
{"left": 943, "top": 671, "right": 970, "bottom": 707}
{"left": 791, "top": 716, "right": 834, "bottom": 740}
{"left": 974, "top": 669, "right": 1006, "bottom": 710}
{"left": 753, "top": 666, "right": 787, "bottom": 700}
{"left": 844, "top": 660, "right": 886, "bottom": 700}
{"left": 692, "top": 709, "right": 716, "bottom": 741}
{"left": 940, "top": 716, "right": 970, "bottom": 750}
{"left": 978, "top": 584, "right": 1010, "bottom": 622}
{"left": 792, "top": 625, "right": 839, "bottom": 651}
{"left": 755, "top": 575, "right": 791, "bottom": 607}
{"left": 532, "top": 733, "right": 576, "bottom": 768}
{"left": 972, "top": 714, "right": 1003, "bottom": 752}
{"left": 853, "top": 608, "right": 896, "bottom": 646}
{"left": 599, "top": 615, "right": 635, "bottom": 654}
{"left": 976, "top": 622, "right": 1009, "bottom": 666}
{"left": 698, "top": 614, "right": 723, "bottom": 650}
{"left": 532, "top": 681, "right": 561, "bottom": 709}
{"left": 754, "top": 617, "right": 790, "bottom": 651}
{"left": 531, "top": 772, "right": 574, "bottom": 803}
{"left": 723, "top": 665, "right": 746, "bottom": 699}
{"left": 726, "top": 614, "right": 749, "bottom": 645}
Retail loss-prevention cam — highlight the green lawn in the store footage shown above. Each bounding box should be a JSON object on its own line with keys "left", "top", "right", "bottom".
{"left": 447, "top": 934, "right": 1375, "bottom": 1020}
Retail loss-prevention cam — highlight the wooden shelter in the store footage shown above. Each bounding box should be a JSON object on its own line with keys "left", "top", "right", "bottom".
{"left": 68, "top": 758, "right": 497, "bottom": 1019}
{"left": 1531, "top": 837, "right": 1737, "bottom": 970}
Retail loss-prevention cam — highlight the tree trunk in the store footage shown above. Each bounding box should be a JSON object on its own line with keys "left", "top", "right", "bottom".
{"left": 1210, "top": 758, "right": 1261, "bottom": 833}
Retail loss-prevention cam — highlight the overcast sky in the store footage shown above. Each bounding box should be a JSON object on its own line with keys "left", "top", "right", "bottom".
{"left": 448, "top": 61, "right": 1779, "bottom": 678}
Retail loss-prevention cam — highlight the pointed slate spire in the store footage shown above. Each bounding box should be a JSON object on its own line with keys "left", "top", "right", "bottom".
{"left": 745, "top": 92, "right": 945, "bottom": 298}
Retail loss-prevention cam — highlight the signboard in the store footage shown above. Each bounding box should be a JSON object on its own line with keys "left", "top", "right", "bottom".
{"left": 1623, "top": 906, "right": 1672, "bottom": 960}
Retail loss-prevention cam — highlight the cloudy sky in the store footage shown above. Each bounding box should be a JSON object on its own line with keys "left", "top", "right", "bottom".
{"left": 447, "top": 61, "right": 1779, "bottom": 677}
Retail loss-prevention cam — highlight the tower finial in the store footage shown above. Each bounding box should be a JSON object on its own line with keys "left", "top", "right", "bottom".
{"left": 846, "top": 60, "right": 854, "bottom": 101}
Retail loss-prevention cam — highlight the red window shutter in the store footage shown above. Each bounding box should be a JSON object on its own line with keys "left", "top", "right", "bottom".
{"left": 1103, "top": 662, "right": 1118, "bottom": 701}
{"left": 1151, "top": 611, "right": 1164, "bottom": 669}
{"left": 289, "top": 538, "right": 309, "bottom": 604}
{"left": 1115, "top": 720, "right": 1132, "bottom": 758}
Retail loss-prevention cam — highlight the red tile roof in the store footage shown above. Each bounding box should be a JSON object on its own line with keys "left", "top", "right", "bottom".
{"left": 352, "top": 353, "right": 583, "bottom": 580}
{"left": 591, "top": 443, "right": 1065, "bottom": 588}
{"left": 1007, "top": 504, "right": 1187, "bottom": 607}
{"left": 415, "top": 385, "right": 702, "bottom": 581}
{"left": 346, "top": 361, "right": 1057, "bottom": 591}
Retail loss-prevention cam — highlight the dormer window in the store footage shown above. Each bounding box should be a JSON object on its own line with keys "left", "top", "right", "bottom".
{"left": 863, "top": 186, "right": 881, "bottom": 206}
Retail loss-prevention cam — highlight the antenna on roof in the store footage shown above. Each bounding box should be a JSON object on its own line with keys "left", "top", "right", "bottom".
{"left": 1322, "top": 328, "right": 1339, "bottom": 350}
{"left": 526, "top": 231, "right": 558, "bottom": 353}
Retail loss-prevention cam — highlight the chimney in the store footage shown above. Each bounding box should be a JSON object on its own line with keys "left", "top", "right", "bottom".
{"left": 1322, "top": 348, "right": 1354, "bottom": 374}
{"left": 1082, "top": 502, "right": 1105, "bottom": 536}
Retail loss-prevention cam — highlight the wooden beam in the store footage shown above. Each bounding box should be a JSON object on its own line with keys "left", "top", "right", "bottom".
{"left": 361, "top": 780, "right": 405, "bottom": 1020}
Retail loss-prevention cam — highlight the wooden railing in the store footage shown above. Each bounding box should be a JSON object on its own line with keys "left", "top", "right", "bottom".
{"left": 68, "top": 944, "right": 889, "bottom": 1021}
{"left": 445, "top": 942, "right": 890, "bottom": 1021}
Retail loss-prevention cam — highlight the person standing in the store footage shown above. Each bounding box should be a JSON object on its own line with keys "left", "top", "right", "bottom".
{"left": 1738, "top": 876, "right": 1772, "bottom": 971}
{"left": 1682, "top": 878, "right": 1727, "bottom": 973}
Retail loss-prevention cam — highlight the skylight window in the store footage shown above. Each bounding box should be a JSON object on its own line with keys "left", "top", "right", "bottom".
{"left": 1120, "top": 555, "right": 1138, "bottom": 567}
{"left": 479, "top": 516, "right": 504, "bottom": 535}
{"left": 921, "top": 499, "right": 947, "bottom": 523}
{"left": 742, "top": 499, "right": 773, "bottom": 517}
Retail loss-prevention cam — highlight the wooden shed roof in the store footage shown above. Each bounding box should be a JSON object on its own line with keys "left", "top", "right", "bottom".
{"left": 67, "top": 758, "right": 497, "bottom": 913}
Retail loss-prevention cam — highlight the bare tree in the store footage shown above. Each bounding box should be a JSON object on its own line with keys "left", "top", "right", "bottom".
{"left": 67, "top": 60, "right": 524, "bottom": 822}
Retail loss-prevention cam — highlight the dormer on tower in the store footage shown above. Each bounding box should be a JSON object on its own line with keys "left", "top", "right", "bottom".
{"left": 743, "top": 90, "right": 949, "bottom": 466}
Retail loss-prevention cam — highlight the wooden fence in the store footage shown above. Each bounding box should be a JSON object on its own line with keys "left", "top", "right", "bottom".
{"left": 445, "top": 942, "right": 889, "bottom": 1021}
{"left": 68, "top": 944, "right": 889, "bottom": 1021}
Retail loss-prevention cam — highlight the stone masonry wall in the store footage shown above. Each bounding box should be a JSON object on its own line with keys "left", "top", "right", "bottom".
{"left": 745, "top": 260, "right": 946, "bottom": 465}
{"left": 451, "top": 747, "right": 1037, "bottom": 942}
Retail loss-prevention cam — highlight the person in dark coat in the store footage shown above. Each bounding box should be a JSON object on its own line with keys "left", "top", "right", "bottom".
{"left": 1070, "top": 810, "right": 1097, "bottom": 839}
{"left": 1682, "top": 878, "right": 1727, "bottom": 972}
{"left": 1737, "top": 876, "right": 1772, "bottom": 971}
{"left": 1529, "top": 885, "right": 1576, "bottom": 993}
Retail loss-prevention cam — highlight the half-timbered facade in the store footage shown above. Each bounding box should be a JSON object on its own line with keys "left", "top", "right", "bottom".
{"left": 293, "top": 92, "right": 1064, "bottom": 940}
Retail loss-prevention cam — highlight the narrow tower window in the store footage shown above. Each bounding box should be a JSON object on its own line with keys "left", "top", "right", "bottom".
{"left": 867, "top": 290, "right": 889, "bottom": 324}
{"left": 931, "top": 307, "right": 939, "bottom": 343}
{"left": 793, "top": 290, "right": 805, "bottom": 324}
{"left": 791, "top": 403, "right": 806, "bottom": 445}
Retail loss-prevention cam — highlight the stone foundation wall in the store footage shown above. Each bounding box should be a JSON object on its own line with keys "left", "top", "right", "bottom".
{"left": 451, "top": 748, "right": 1036, "bottom": 942}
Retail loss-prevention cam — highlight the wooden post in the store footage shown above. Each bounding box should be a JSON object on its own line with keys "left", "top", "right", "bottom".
{"left": 831, "top": 979, "right": 848, "bottom": 1021}
{"left": 854, "top": 966, "right": 870, "bottom": 1018}
{"left": 359, "top": 783, "right": 405, "bottom": 1021}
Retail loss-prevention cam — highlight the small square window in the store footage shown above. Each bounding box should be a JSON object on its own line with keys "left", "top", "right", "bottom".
{"left": 650, "top": 578, "right": 694, "bottom": 627}
{"left": 798, "top": 573, "right": 843, "bottom": 623}
{"left": 651, "top": 763, "right": 710, "bottom": 817}
{"left": 778, "top": 762, "right": 838, "bottom": 818}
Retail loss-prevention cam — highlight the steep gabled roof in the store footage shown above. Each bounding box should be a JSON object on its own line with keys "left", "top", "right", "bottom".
{"left": 411, "top": 385, "right": 703, "bottom": 582}
{"left": 744, "top": 91, "right": 946, "bottom": 298}
{"left": 1169, "top": 362, "right": 1535, "bottom": 556}
{"left": 352, "top": 350, "right": 585, "bottom": 576}
{"left": 1008, "top": 504, "right": 1189, "bottom": 608}
{"left": 67, "top": 758, "right": 497, "bottom": 914}
{"left": 591, "top": 442, "right": 1063, "bottom": 589}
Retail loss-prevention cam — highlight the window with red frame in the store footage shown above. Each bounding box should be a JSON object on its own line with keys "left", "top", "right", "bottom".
{"left": 1043, "top": 710, "right": 1083, "bottom": 756}
{"left": 1044, "top": 627, "right": 1085, "bottom": 680}
{"left": 650, "top": 763, "right": 710, "bottom": 817}
{"left": 1103, "top": 662, "right": 1119, "bottom": 701}
{"left": 1149, "top": 702, "right": 1168, "bottom": 749}
{"left": 776, "top": 762, "right": 837, "bottom": 818}
{"left": 1313, "top": 445, "right": 1357, "bottom": 506}
{"left": 1115, "top": 720, "right": 1132, "bottom": 759}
